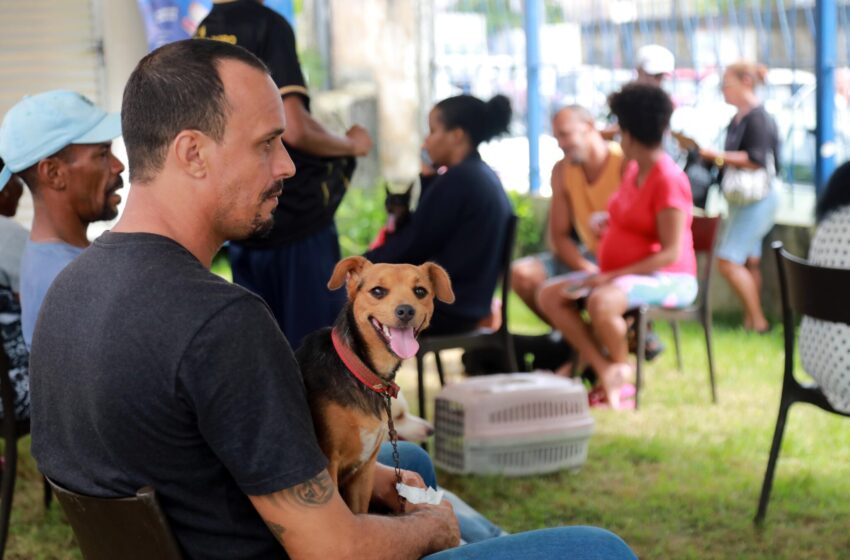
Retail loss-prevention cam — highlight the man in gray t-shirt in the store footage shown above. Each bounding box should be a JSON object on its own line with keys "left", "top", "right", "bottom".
{"left": 0, "top": 90, "right": 124, "bottom": 347}
{"left": 31, "top": 39, "right": 460, "bottom": 559}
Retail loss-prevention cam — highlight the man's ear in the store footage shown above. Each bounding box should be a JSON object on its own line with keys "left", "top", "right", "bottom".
{"left": 172, "top": 130, "right": 210, "bottom": 179}
{"left": 36, "top": 157, "right": 66, "bottom": 192}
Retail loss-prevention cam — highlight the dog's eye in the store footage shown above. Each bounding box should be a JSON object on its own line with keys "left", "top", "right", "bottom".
{"left": 413, "top": 287, "right": 428, "bottom": 299}
{"left": 370, "top": 287, "right": 387, "bottom": 299}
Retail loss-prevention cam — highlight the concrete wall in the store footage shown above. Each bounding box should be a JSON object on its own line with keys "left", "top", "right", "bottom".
{"left": 99, "top": 0, "right": 148, "bottom": 112}
{"left": 327, "top": 0, "right": 431, "bottom": 186}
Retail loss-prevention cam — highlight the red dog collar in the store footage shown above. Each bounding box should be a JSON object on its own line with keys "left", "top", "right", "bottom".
{"left": 331, "top": 328, "right": 400, "bottom": 398}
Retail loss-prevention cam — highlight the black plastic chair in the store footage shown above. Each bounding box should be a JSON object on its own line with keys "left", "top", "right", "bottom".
{"left": 0, "top": 342, "right": 51, "bottom": 558}
{"left": 415, "top": 215, "right": 519, "bottom": 420}
{"left": 632, "top": 215, "right": 722, "bottom": 409}
{"left": 754, "top": 242, "right": 850, "bottom": 525}
{"left": 47, "top": 477, "right": 184, "bottom": 560}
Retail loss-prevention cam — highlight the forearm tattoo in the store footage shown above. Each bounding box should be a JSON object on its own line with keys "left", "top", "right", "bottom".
{"left": 264, "top": 520, "right": 286, "bottom": 543}
{"left": 265, "top": 470, "right": 335, "bottom": 510}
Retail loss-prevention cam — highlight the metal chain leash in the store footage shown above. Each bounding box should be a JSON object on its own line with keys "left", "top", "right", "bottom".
{"left": 383, "top": 394, "right": 405, "bottom": 513}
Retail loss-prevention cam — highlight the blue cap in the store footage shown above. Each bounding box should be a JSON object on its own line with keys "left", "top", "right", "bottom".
{"left": 0, "top": 90, "right": 121, "bottom": 191}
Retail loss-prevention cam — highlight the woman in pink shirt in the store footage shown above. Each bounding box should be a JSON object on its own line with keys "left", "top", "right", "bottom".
{"left": 538, "top": 83, "right": 697, "bottom": 409}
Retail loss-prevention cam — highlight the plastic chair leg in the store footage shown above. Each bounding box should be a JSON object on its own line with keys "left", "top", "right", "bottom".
{"left": 503, "top": 333, "right": 518, "bottom": 372}
{"left": 415, "top": 354, "right": 427, "bottom": 420}
{"left": 434, "top": 353, "right": 446, "bottom": 387}
{"left": 755, "top": 396, "right": 792, "bottom": 525}
{"left": 43, "top": 477, "right": 52, "bottom": 509}
{"left": 635, "top": 309, "right": 648, "bottom": 410}
{"left": 704, "top": 318, "right": 718, "bottom": 404}
{"left": 0, "top": 436, "right": 18, "bottom": 556}
{"left": 671, "top": 320, "right": 683, "bottom": 371}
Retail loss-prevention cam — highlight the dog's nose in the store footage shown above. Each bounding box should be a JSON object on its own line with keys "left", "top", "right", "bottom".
{"left": 395, "top": 304, "right": 416, "bottom": 323}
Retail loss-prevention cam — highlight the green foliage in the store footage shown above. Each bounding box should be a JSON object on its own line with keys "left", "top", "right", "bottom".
{"left": 334, "top": 186, "right": 550, "bottom": 259}
{"left": 694, "top": 0, "right": 749, "bottom": 13}
{"left": 507, "top": 190, "right": 547, "bottom": 258}
{"left": 450, "top": 0, "right": 565, "bottom": 34}
{"left": 335, "top": 186, "right": 387, "bottom": 257}
{"left": 299, "top": 47, "right": 328, "bottom": 91}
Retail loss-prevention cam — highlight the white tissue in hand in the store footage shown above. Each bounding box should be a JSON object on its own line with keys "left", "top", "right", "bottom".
{"left": 396, "top": 483, "right": 444, "bottom": 505}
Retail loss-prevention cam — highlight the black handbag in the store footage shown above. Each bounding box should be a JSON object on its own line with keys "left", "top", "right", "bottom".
{"left": 683, "top": 148, "right": 718, "bottom": 209}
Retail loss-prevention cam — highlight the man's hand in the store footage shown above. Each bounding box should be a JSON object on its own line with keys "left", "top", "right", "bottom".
{"left": 371, "top": 465, "right": 425, "bottom": 514}
{"left": 346, "top": 125, "right": 373, "bottom": 157}
{"left": 671, "top": 130, "right": 699, "bottom": 151}
{"left": 580, "top": 272, "right": 614, "bottom": 289}
{"left": 406, "top": 499, "right": 461, "bottom": 551}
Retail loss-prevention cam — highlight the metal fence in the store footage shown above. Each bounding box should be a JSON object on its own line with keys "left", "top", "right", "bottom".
{"left": 433, "top": 0, "right": 849, "bottom": 192}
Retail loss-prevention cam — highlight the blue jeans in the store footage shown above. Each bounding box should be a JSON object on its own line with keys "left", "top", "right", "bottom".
{"left": 425, "top": 527, "right": 637, "bottom": 560}
{"left": 377, "top": 443, "right": 637, "bottom": 559}
{"left": 228, "top": 223, "right": 346, "bottom": 349}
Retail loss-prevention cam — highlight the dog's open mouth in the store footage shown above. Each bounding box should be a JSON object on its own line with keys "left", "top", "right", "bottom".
{"left": 370, "top": 317, "right": 420, "bottom": 359}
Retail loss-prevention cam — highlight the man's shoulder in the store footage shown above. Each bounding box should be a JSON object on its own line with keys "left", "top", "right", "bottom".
{"left": 21, "top": 241, "right": 83, "bottom": 277}
{"left": 41, "top": 235, "right": 275, "bottom": 351}
{"left": 606, "top": 141, "right": 624, "bottom": 159}
{"left": 0, "top": 217, "right": 27, "bottom": 237}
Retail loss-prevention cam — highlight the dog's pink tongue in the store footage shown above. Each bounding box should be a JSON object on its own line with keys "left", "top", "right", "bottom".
{"left": 389, "top": 327, "right": 419, "bottom": 359}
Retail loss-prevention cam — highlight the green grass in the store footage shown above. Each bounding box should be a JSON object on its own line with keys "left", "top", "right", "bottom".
{"left": 7, "top": 293, "right": 850, "bottom": 559}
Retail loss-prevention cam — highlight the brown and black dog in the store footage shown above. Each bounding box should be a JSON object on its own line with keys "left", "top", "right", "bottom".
{"left": 295, "top": 256, "right": 454, "bottom": 513}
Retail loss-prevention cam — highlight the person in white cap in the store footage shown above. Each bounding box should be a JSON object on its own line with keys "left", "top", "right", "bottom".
{"left": 0, "top": 90, "right": 124, "bottom": 348}
{"left": 635, "top": 44, "right": 675, "bottom": 86}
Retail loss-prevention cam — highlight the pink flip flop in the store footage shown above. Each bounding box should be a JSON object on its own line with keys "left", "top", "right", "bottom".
{"left": 588, "top": 383, "right": 636, "bottom": 410}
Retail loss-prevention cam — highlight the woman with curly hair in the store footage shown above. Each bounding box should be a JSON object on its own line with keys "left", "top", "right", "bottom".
{"left": 538, "top": 83, "right": 697, "bottom": 409}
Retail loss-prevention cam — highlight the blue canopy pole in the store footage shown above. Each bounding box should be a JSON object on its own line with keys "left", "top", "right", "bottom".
{"left": 816, "top": 0, "right": 837, "bottom": 196}
{"left": 525, "top": 0, "right": 542, "bottom": 194}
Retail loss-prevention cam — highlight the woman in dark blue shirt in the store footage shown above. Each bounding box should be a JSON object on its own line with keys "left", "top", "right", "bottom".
{"left": 366, "top": 94, "right": 513, "bottom": 335}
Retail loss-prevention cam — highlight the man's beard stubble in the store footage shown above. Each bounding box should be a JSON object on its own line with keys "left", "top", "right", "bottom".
{"left": 98, "top": 176, "right": 124, "bottom": 221}
{"left": 248, "top": 179, "right": 284, "bottom": 238}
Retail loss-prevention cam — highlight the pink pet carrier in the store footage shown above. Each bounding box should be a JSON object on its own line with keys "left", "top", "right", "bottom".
{"left": 434, "top": 373, "right": 594, "bottom": 476}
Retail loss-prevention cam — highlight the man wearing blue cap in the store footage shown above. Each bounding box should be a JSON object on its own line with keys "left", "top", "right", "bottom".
{"left": 0, "top": 90, "right": 124, "bottom": 348}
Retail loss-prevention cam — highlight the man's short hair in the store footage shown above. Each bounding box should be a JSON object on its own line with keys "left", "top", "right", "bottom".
{"left": 122, "top": 39, "right": 269, "bottom": 183}
{"left": 553, "top": 105, "right": 595, "bottom": 126}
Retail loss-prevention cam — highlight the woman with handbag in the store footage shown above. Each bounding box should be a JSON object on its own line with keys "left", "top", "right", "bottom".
{"left": 697, "top": 61, "right": 780, "bottom": 333}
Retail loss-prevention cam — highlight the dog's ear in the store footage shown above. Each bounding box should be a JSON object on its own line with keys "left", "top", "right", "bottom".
{"left": 421, "top": 262, "right": 455, "bottom": 304}
{"left": 328, "top": 256, "right": 372, "bottom": 291}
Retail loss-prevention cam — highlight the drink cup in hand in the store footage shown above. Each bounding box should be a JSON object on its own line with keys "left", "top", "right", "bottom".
{"left": 589, "top": 211, "right": 609, "bottom": 237}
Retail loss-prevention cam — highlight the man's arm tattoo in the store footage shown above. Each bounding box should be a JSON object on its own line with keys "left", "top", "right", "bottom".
{"left": 264, "top": 520, "right": 286, "bottom": 543}
{"left": 265, "top": 470, "right": 335, "bottom": 509}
